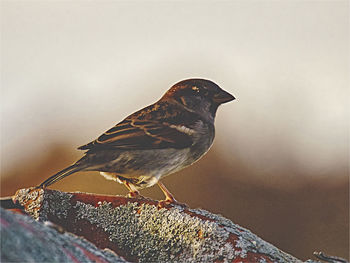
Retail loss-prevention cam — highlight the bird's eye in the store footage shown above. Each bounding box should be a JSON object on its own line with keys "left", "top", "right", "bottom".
{"left": 192, "top": 86, "right": 200, "bottom": 92}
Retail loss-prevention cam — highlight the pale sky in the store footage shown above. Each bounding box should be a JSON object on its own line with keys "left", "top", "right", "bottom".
{"left": 1, "top": 1, "right": 349, "bottom": 177}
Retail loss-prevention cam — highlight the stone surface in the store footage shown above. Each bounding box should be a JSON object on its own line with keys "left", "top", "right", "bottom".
{"left": 6, "top": 188, "right": 325, "bottom": 263}
{"left": 0, "top": 207, "right": 127, "bottom": 262}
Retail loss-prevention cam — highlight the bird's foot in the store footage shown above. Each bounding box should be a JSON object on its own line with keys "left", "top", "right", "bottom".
{"left": 156, "top": 181, "right": 188, "bottom": 208}
{"left": 127, "top": 190, "right": 140, "bottom": 198}
{"left": 127, "top": 191, "right": 147, "bottom": 200}
{"left": 157, "top": 198, "right": 188, "bottom": 209}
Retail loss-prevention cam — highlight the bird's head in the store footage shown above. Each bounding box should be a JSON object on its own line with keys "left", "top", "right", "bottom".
{"left": 160, "top": 78, "right": 235, "bottom": 121}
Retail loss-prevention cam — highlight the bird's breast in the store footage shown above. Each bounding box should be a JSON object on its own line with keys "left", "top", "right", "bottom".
{"left": 189, "top": 121, "right": 215, "bottom": 160}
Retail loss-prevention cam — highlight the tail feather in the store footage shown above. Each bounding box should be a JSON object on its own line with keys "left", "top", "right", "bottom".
{"left": 38, "top": 164, "right": 83, "bottom": 188}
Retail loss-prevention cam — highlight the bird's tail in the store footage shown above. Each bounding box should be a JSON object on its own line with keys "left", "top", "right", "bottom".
{"left": 38, "top": 164, "right": 84, "bottom": 188}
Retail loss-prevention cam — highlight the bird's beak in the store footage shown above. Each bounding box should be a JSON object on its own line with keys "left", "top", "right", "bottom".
{"left": 213, "top": 89, "right": 236, "bottom": 104}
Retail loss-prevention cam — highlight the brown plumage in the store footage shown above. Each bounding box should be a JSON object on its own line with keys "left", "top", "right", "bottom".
{"left": 38, "top": 78, "right": 235, "bottom": 206}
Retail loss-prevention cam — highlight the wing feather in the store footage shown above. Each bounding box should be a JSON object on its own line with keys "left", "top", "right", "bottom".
{"left": 78, "top": 103, "right": 196, "bottom": 151}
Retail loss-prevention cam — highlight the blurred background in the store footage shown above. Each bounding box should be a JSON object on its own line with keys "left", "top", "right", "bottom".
{"left": 1, "top": 0, "right": 348, "bottom": 260}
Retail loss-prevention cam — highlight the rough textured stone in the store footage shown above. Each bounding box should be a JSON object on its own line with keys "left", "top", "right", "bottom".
{"left": 8, "top": 188, "right": 323, "bottom": 263}
{"left": 0, "top": 208, "right": 127, "bottom": 263}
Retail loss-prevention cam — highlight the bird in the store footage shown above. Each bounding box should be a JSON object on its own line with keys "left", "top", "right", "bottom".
{"left": 38, "top": 78, "right": 235, "bottom": 207}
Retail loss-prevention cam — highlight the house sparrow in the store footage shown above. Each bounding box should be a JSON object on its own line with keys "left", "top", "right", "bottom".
{"left": 38, "top": 78, "right": 235, "bottom": 206}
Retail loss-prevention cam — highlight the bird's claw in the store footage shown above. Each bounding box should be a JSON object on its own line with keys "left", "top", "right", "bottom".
{"left": 127, "top": 191, "right": 148, "bottom": 201}
{"left": 157, "top": 199, "right": 188, "bottom": 209}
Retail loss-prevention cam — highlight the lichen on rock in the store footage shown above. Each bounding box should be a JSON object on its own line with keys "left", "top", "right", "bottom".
{"left": 10, "top": 188, "right": 318, "bottom": 263}
{"left": 75, "top": 201, "right": 237, "bottom": 262}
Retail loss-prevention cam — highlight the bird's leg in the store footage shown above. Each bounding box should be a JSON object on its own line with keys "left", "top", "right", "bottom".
{"left": 122, "top": 180, "right": 140, "bottom": 198}
{"left": 157, "top": 181, "right": 176, "bottom": 203}
{"left": 157, "top": 181, "right": 188, "bottom": 208}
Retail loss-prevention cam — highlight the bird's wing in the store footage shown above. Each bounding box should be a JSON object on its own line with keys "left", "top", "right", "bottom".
{"left": 78, "top": 104, "right": 196, "bottom": 151}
